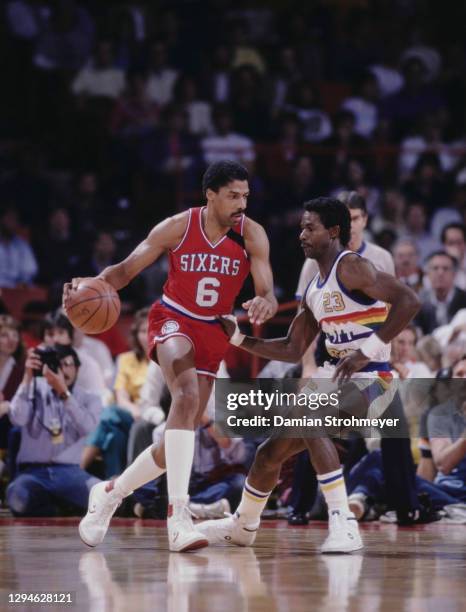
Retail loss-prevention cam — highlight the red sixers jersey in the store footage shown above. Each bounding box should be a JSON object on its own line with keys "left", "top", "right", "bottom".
{"left": 162, "top": 207, "right": 250, "bottom": 320}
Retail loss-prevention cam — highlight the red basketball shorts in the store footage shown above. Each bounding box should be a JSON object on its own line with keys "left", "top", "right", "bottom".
{"left": 147, "top": 301, "right": 230, "bottom": 377}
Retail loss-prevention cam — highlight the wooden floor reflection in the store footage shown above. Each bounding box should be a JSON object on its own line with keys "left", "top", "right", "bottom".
{"left": 0, "top": 518, "right": 464, "bottom": 612}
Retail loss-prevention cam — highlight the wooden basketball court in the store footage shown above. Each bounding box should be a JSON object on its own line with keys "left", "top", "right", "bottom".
{"left": 0, "top": 518, "right": 464, "bottom": 611}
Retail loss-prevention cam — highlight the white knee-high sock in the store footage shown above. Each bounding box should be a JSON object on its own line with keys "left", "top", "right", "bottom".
{"left": 317, "top": 468, "right": 350, "bottom": 513}
{"left": 165, "top": 429, "right": 195, "bottom": 503}
{"left": 114, "top": 446, "right": 165, "bottom": 497}
{"left": 235, "top": 480, "right": 272, "bottom": 526}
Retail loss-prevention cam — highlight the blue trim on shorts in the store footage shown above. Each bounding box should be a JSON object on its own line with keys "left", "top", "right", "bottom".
{"left": 160, "top": 299, "right": 222, "bottom": 324}
{"left": 327, "top": 358, "right": 391, "bottom": 372}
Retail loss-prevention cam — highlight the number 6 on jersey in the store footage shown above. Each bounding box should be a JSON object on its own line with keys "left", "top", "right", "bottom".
{"left": 196, "top": 277, "right": 220, "bottom": 307}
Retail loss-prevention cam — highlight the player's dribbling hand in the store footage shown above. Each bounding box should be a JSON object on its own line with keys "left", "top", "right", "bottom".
{"left": 242, "top": 297, "right": 274, "bottom": 325}
{"left": 332, "top": 350, "right": 370, "bottom": 384}
{"left": 62, "top": 277, "right": 92, "bottom": 311}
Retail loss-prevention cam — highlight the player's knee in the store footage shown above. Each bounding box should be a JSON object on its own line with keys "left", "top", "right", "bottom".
{"left": 254, "top": 443, "right": 283, "bottom": 473}
{"left": 172, "top": 385, "right": 200, "bottom": 414}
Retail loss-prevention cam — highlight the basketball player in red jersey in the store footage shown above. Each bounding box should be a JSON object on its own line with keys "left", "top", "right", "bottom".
{"left": 63, "top": 161, "right": 277, "bottom": 552}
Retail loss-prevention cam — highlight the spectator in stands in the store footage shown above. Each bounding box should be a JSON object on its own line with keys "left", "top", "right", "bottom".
{"left": 71, "top": 39, "right": 126, "bottom": 100}
{"left": 441, "top": 223, "right": 466, "bottom": 290}
{"left": 270, "top": 155, "right": 324, "bottom": 216}
{"left": 138, "top": 103, "right": 202, "bottom": 210}
{"left": 110, "top": 6, "right": 140, "bottom": 71}
{"left": 430, "top": 183, "right": 466, "bottom": 243}
{"left": 269, "top": 47, "right": 302, "bottom": 115}
{"left": 399, "top": 111, "right": 456, "bottom": 179}
{"left": 230, "top": 18, "right": 266, "bottom": 74}
{"left": 381, "top": 56, "right": 446, "bottom": 140}
{"left": 0, "top": 316, "right": 24, "bottom": 464}
{"left": 371, "top": 189, "right": 407, "bottom": 237}
{"left": 203, "top": 44, "right": 232, "bottom": 104}
{"left": 416, "top": 252, "right": 466, "bottom": 334}
{"left": 33, "top": 208, "right": 79, "bottom": 300}
{"left": 5, "top": 344, "right": 101, "bottom": 516}
{"left": 403, "top": 153, "right": 450, "bottom": 214}
{"left": 416, "top": 335, "right": 443, "bottom": 376}
{"left": 369, "top": 35, "right": 404, "bottom": 98}
{"left": 323, "top": 110, "right": 370, "bottom": 183}
{"left": 32, "top": 0, "right": 94, "bottom": 69}
{"left": 77, "top": 230, "right": 117, "bottom": 277}
{"left": 202, "top": 104, "right": 255, "bottom": 166}
{"left": 284, "top": 80, "right": 332, "bottom": 143}
{"left": 393, "top": 238, "right": 424, "bottom": 293}
{"left": 260, "top": 113, "right": 302, "bottom": 184}
{"left": 110, "top": 70, "right": 159, "bottom": 137}
{"left": 173, "top": 75, "right": 213, "bottom": 136}
{"left": 69, "top": 171, "right": 107, "bottom": 242}
{"left": 332, "top": 158, "right": 380, "bottom": 217}
{"left": 341, "top": 71, "right": 380, "bottom": 138}
{"left": 73, "top": 328, "right": 114, "bottom": 390}
{"left": 230, "top": 65, "right": 268, "bottom": 139}
{"left": 81, "top": 308, "right": 155, "bottom": 478}
{"left": 0, "top": 203, "right": 38, "bottom": 288}
{"left": 145, "top": 41, "right": 178, "bottom": 107}
{"left": 403, "top": 201, "right": 440, "bottom": 263}
{"left": 42, "top": 312, "right": 108, "bottom": 400}
{"left": 427, "top": 357, "right": 466, "bottom": 502}
{"left": 391, "top": 326, "right": 433, "bottom": 378}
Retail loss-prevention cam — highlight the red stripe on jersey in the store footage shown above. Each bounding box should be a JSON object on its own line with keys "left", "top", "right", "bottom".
{"left": 163, "top": 207, "right": 250, "bottom": 318}
{"left": 320, "top": 306, "right": 388, "bottom": 325}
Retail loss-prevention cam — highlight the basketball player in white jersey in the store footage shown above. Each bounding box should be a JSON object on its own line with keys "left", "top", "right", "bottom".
{"left": 196, "top": 197, "right": 420, "bottom": 553}
{"left": 296, "top": 191, "right": 394, "bottom": 299}
{"left": 296, "top": 191, "right": 394, "bottom": 377}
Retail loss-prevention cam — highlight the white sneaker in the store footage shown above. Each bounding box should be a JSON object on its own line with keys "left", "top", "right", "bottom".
{"left": 321, "top": 509, "right": 363, "bottom": 554}
{"left": 79, "top": 481, "right": 123, "bottom": 547}
{"left": 188, "top": 498, "right": 231, "bottom": 519}
{"left": 348, "top": 493, "right": 368, "bottom": 521}
{"left": 195, "top": 512, "right": 258, "bottom": 547}
{"left": 167, "top": 499, "right": 209, "bottom": 553}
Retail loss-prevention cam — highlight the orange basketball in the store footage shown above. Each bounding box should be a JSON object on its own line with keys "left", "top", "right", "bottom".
{"left": 66, "top": 278, "right": 120, "bottom": 334}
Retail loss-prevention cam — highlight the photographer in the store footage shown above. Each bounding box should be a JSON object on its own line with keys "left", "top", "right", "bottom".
{"left": 5, "top": 344, "right": 102, "bottom": 517}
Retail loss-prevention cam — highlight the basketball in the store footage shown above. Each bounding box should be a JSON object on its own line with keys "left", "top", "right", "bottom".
{"left": 66, "top": 278, "right": 120, "bottom": 334}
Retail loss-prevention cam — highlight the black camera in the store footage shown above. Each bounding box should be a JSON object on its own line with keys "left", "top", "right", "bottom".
{"left": 33, "top": 347, "right": 61, "bottom": 377}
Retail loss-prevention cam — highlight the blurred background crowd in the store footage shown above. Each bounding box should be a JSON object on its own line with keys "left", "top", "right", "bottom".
{"left": 1, "top": 0, "right": 466, "bottom": 524}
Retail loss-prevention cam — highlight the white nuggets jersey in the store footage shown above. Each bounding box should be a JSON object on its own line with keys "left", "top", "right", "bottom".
{"left": 296, "top": 240, "right": 394, "bottom": 299}
{"left": 305, "top": 251, "right": 391, "bottom": 366}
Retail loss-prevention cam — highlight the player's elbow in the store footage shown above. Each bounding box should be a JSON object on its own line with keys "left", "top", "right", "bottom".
{"left": 404, "top": 288, "right": 421, "bottom": 317}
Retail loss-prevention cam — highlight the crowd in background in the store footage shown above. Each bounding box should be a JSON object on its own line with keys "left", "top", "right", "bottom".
{"left": 1, "top": 0, "right": 466, "bottom": 522}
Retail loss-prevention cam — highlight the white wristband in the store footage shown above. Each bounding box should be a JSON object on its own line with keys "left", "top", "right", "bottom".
{"left": 359, "top": 333, "right": 389, "bottom": 360}
{"left": 223, "top": 315, "right": 246, "bottom": 346}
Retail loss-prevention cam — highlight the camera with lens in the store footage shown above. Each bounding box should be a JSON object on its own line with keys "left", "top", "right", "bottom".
{"left": 33, "top": 347, "right": 61, "bottom": 377}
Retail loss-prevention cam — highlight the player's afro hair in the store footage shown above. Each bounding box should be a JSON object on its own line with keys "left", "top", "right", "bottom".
{"left": 202, "top": 160, "right": 249, "bottom": 196}
{"left": 304, "top": 197, "right": 351, "bottom": 247}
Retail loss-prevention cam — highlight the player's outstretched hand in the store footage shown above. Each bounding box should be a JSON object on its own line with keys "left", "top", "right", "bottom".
{"left": 242, "top": 297, "right": 274, "bottom": 325}
{"left": 217, "top": 314, "right": 239, "bottom": 338}
{"left": 217, "top": 315, "right": 245, "bottom": 346}
{"left": 332, "top": 350, "right": 370, "bottom": 384}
